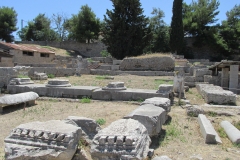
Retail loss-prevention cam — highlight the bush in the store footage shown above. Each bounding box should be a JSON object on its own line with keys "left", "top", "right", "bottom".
{"left": 96, "top": 118, "right": 106, "bottom": 125}
{"left": 17, "top": 74, "right": 29, "bottom": 78}
{"left": 80, "top": 97, "right": 91, "bottom": 103}
{"left": 100, "top": 50, "right": 111, "bottom": 57}
{"left": 47, "top": 74, "right": 55, "bottom": 78}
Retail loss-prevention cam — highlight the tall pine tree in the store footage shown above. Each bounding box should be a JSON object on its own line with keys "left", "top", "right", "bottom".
{"left": 102, "top": 0, "right": 152, "bottom": 60}
{"left": 170, "top": 0, "right": 184, "bottom": 54}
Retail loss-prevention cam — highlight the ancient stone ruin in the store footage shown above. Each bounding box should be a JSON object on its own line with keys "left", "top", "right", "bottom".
{"left": 91, "top": 119, "right": 151, "bottom": 160}
{"left": 46, "top": 79, "right": 71, "bottom": 87}
{"left": 4, "top": 120, "right": 82, "bottom": 160}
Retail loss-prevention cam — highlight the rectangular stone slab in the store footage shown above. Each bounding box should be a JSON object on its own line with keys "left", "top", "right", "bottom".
{"left": 124, "top": 104, "right": 167, "bottom": 136}
{"left": 198, "top": 114, "right": 222, "bottom": 144}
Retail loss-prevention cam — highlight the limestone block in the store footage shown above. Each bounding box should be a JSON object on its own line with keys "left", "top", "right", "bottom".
{"left": 119, "top": 56, "right": 174, "bottom": 71}
{"left": 141, "top": 97, "right": 171, "bottom": 112}
{"left": 152, "top": 156, "right": 172, "bottom": 160}
{"left": 4, "top": 120, "right": 82, "bottom": 160}
{"left": 220, "top": 121, "right": 240, "bottom": 144}
{"left": 91, "top": 119, "right": 151, "bottom": 160}
{"left": 9, "top": 78, "right": 34, "bottom": 85}
{"left": 31, "top": 72, "right": 48, "bottom": 80}
{"left": 186, "top": 105, "right": 204, "bottom": 117}
{"left": 98, "top": 65, "right": 112, "bottom": 70}
{"left": 124, "top": 104, "right": 167, "bottom": 136}
{"left": 46, "top": 79, "right": 71, "bottom": 87}
{"left": 185, "top": 76, "right": 196, "bottom": 82}
{"left": 66, "top": 116, "right": 101, "bottom": 139}
{"left": 197, "top": 114, "right": 222, "bottom": 144}
{"left": 113, "top": 60, "right": 122, "bottom": 65}
{"left": 111, "top": 65, "right": 120, "bottom": 71}
{"left": 157, "top": 84, "right": 173, "bottom": 93}
{"left": 193, "top": 68, "right": 212, "bottom": 77}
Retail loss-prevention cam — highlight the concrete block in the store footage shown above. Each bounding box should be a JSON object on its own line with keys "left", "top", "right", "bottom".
{"left": 220, "top": 121, "right": 240, "bottom": 144}
{"left": 124, "top": 104, "right": 167, "bottom": 136}
{"left": 198, "top": 114, "right": 222, "bottom": 144}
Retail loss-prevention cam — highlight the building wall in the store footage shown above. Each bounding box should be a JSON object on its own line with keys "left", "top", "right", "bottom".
{"left": 16, "top": 41, "right": 105, "bottom": 57}
{"left": 0, "top": 57, "right": 14, "bottom": 67}
{"left": 10, "top": 50, "right": 55, "bottom": 64}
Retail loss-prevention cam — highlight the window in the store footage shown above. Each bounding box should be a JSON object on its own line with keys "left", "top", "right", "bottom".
{"left": 40, "top": 53, "right": 50, "bottom": 57}
{"left": 23, "top": 51, "right": 34, "bottom": 56}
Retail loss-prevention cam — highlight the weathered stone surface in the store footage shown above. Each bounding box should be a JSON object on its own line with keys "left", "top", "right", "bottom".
{"left": 0, "top": 92, "right": 39, "bottom": 113}
{"left": 157, "top": 84, "right": 173, "bottom": 93}
{"left": 124, "top": 104, "right": 167, "bottom": 136}
{"left": 141, "top": 97, "right": 171, "bottom": 112}
{"left": 119, "top": 56, "right": 174, "bottom": 71}
{"left": 65, "top": 116, "right": 101, "bottom": 140}
{"left": 31, "top": 71, "right": 48, "bottom": 80}
{"left": 196, "top": 84, "right": 236, "bottom": 105}
{"left": 220, "top": 121, "right": 240, "bottom": 144}
{"left": 46, "top": 79, "right": 71, "bottom": 87}
{"left": 187, "top": 105, "right": 204, "bottom": 117}
{"left": 193, "top": 68, "right": 212, "bottom": 77}
{"left": 102, "top": 82, "right": 126, "bottom": 90}
{"left": 91, "top": 119, "right": 151, "bottom": 160}
{"left": 4, "top": 120, "right": 82, "bottom": 160}
{"left": 9, "top": 78, "right": 34, "bottom": 85}
{"left": 198, "top": 114, "right": 222, "bottom": 144}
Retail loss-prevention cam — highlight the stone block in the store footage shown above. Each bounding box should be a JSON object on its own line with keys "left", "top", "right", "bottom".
{"left": 186, "top": 105, "right": 204, "bottom": 117}
{"left": 46, "top": 79, "right": 71, "bottom": 87}
{"left": 91, "top": 119, "right": 151, "bottom": 160}
{"left": 220, "top": 121, "right": 240, "bottom": 144}
{"left": 157, "top": 84, "right": 173, "bottom": 93}
{"left": 65, "top": 116, "right": 101, "bottom": 140}
{"left": 119, "top": 56, "right": 174, "bottom": 71}
{"left": 198, "top": 114, "right": 222, "bottom": 144}
{"left": 4, "top": 120, "right": 82, "bottom": 160}
{"left": 141, "top": 97, "right": 171, "bottom": 112}
{"left": 185, "top": 76, "right": 196, "bottom": 82}
{"left": 113, "top": 60, "right": 122, "bottom": 65}
{"left": 152, "top": 156, "right": 172, "bottom": 160}
{"left": 124, "top": 104, "right": 167, "bottom": 136}
{"left": 111, "top": 65, "right": 120, "bottom": 70}
{"left": 98, "top": 65, "right": 112, "bottom": 70}
{"left": 9, "top": 78, "right": 34, "bottom": 85}
{"left": 193, "top": 68, "right": 212, "bottom": 77}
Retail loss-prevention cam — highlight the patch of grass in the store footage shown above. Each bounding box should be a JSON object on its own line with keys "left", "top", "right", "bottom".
{"left": 17, "top": 74, "right": 29, "bottom": 78}
{"left": 78, "top": 138, "right": 88, "bottom": 149}
{"left": 95, "top": 76, "right": 107, "bottom": 80}
{"left": 87, "top": 58, "right": 93, "bottom": 62}
{"left": 217, "top": 127, "right": 227, "bottom": 138}
{"left": 100, "top": 50, "right": 111, "bottom": 57}
{"left": 49, "top": 99, "right": 58, "bottom": 102}
{"left": 47, "top": 74, "right": 55, "bottom": 78}
{"left": 41, "top": 46, "right": 52, "bottom": 50}
{"left": 133, "top": 53, "right": 171, "bottom": 59}
{"left": 208, "top": 111, "right": 217, "bottom": 117}
{"left": 233, "top": 121, "right": 240, "bottom": 130}
{"left": 65, "top": 51, "right": 70, "bottom": 56}
{"left": 80, "top": 97, "right": 91, "bottom": 103}
{"left": 154, "top": 79, "right": 173, "bottom": 90}
{"left": 96, "top": 118, "right": 106, "bottom": 125}
{"left": 188, "top": 90, "right": 193, "bottom": 94}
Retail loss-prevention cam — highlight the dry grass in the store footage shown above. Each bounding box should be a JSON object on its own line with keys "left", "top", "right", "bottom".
{"left": 1, "top": 75, "right": 240, "bottom": 160}
{"left": 129, "top": 53, "right": 171, "bottom": 59}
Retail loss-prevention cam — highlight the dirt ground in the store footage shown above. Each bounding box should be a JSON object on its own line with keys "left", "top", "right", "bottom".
{"left": 0, "top": 75, "right": 240, "bottom": 160}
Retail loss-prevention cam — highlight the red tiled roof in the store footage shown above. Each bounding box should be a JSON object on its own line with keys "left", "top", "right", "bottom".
{"left": 0, "top": 42, "right": 55, "bottom": 54}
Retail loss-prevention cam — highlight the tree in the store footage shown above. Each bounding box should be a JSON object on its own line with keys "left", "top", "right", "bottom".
{"left": 0, "top": 7, "right": 18, "bottom": 42}
{"left": 17, "top": 14, "right": 58, "bottom": 41}
{"left": 52, "top": 13, "right": 69, "bottom": 41}
{"left": 66, "top": 5, "right": 100, "bottom": 43}
{"left": 183, "top": 0, "right": 220, "bottom": 37}
{"left": 170, "top": 0, "right": 184, "bottom": 54}
{"left": 102, "top": 0, "right": 152, "bottom": 59}
{"left": 146, "top": 8, "right": 170, "bottom": 53}
{"left": 220, "top": 5, "right": 240, "bottom": 54}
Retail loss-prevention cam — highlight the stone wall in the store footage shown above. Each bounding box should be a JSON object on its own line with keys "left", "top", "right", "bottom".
{"left": 16, "top": 41, "right": 106, "bottom": 58}
{"left": 10, "top": 50, "right": 55, "bottom": 64}
{"left": 0, "top": 57, "right": 14, "bottom": 67}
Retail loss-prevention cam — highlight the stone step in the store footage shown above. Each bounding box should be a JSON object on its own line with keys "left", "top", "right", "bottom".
{"left": 98, "top": 65, "right": 112, "bottom": 70}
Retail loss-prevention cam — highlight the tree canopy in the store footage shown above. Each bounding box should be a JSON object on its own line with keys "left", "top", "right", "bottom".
{"left": 170, "top": 0, "right": 184, "bottom": 54}
{"left": 18, "top": 14, "right": 58, "bottom": 41}
{"left": 0, "top": 6, "right": 18, "bottom": 42}
{"left": 102, "top": 0, "right": 152, "bottom": 59}
{"left": 66, "top": 5, "right": 100, "bottom": 43}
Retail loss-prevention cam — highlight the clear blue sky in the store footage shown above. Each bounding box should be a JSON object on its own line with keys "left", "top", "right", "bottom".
{"left": 1, "top": 0, "right": 239, "bottom": 40}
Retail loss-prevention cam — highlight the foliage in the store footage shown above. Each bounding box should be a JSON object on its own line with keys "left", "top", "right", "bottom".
{"left": 96, "top": 118, "right": 106, "bottom": 125}
{"left": 47, "top": 74, "right": 55, "bottom": 78}
{"left": 51, "top": 12, "right": 69, "bottom": 41}
{"left": 217, "top": 127, "right": 227, "bottom": 138}
{"left": 145, "top": 8, "right": 170, "bottom": 53}
{"left": 0, "top": 6, "right": 18, "bottom": 42}
{"left": 102, "top": 0, "right": 152, "bottom": 59}
{"left": 66, "top": 5, "right": 100, "bottom": 43}
{"left": 80, "top": 97, "right": 91, "bottom": 103}
{"left": 220, "top": 4, "right": 240, "bottom": 55}
{"left": 18, "top": 14, "right": 58, "bottom": 41}
{"left": 17, "top": 74, "right": 29, "bottom": 78}
{"left": 170, "top": 0, "right": 184, "bottom": 54}
{"left": 100, "top": 50, "right": 111, "bottom": 57}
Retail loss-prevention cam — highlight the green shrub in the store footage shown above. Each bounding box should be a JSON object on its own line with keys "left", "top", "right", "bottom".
{"left": 100, "top": 50, "right": 111, "bottom": 57}
{"left": 17, "top": 74, "right": 29, "bottom": 78}
{"left": 80, "top": 97, "right": 91, "bottom": 103}
{"left": 96, "top": 118, "right": 106, "bottom": 125}
{"left": 47, "top": 74, "right": 55, "bottom": 78}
